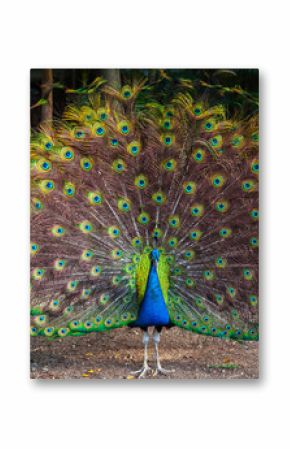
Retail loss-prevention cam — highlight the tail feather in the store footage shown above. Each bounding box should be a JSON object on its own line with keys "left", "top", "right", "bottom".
{"left": 31, "top": 74, "right": 258, "bottom": 341}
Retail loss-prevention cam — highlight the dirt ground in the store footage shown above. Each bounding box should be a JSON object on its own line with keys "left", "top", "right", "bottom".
{"left": 30, "top": 327, "right": 259, "bottom": 380}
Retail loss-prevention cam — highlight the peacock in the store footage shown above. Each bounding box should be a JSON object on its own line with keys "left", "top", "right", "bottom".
{"left": 30, "top": 71, "right": 259, "bottom": 378}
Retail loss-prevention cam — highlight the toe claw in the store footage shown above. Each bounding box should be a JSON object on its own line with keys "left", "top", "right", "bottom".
{"left": 155, "top": 366, "right": 175, "bottom": 376}
{"left": 130, "top": 365, "right": 152, "bottom": 378}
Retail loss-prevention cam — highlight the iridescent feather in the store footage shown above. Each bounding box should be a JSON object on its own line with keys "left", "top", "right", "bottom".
{"left": 30, "top": 74, "right": 259, "bottom": 341}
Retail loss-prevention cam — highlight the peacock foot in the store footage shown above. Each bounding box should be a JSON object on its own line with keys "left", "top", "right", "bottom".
{"left": 130, "top": 364, "right": 153, "bottom": 379}
{"left": 153, "top": 364, "right": 175, "bottom": 376}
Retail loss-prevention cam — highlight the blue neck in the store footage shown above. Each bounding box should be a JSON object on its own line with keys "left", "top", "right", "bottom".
{"left": 133, "top": 260, "right": 170, "bottom": 328}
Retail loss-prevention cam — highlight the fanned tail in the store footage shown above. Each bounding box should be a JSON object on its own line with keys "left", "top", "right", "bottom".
{"left": 31, "top": 72, "right": 258, "bottom": 341}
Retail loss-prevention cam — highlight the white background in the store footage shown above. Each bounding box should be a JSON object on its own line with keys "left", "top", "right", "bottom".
{"left": 0, "top": 1, "right": 289, "bottom": 447}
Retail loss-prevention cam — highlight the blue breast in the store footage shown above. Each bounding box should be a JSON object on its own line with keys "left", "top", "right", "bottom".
{"left": 133, "top": 263, "right": 170, "bottom": 328}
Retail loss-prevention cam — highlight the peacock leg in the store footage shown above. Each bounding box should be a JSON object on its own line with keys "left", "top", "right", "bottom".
{"left": 153, "top": 328, "right": 175, "bottom": 376}
{"left": 130, "top": 330, "right": 152, "bottom": 378}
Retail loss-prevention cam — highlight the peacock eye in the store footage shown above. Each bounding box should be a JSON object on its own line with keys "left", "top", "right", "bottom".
{"left": 91, "top": 265, "right": 101, "bottom": 276}
{"left": 111, "top": 139, "right": 118, "bottom": 146}
{"left": 152, "top": 191, "right": 166, "bottom": 205}
{"left": 163, "top": 157, "right": 177, "bottom": 171}
{"left": 88, "top": 191, "right": 102, "bottom": 206}
{"left": 250, "top": 237, "right": 258, "bottom": 247}
{"left": 122, "top": 125, "right": 128, "bottom": 133}
{"left": 191, "top": 204, "right": 204, "bottom": 217}
{"left": 45, "top": 142, "right": 52, "bottom": 149}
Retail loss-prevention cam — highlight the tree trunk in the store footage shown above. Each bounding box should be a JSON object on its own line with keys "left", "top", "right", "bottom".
{"left": 101, "top": 69, "right": 121, "bottom": 89}
{"left": 41, "top": 69, "right": 53, "bottom": 124}
{"left": 101, "top": 69, "right": 122, "bottom": 112}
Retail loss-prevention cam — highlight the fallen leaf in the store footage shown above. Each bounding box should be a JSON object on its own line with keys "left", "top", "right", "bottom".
{"left": 126, "top": 375, "right": 135, "bottom": 380}
{"left": 82, "top": 373, "right": 89, "bottom": 377}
